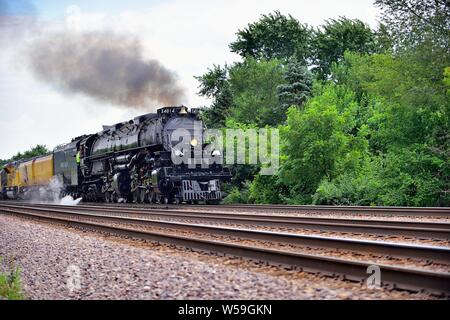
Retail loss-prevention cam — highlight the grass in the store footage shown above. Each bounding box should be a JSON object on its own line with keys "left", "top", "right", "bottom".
{"left": 0, "top": 258, "right": 24, "bottom": 300}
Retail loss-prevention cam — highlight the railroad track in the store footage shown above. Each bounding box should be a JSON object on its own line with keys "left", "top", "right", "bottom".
{"left": 214, "top": 204, "right": 450, "bottom": 216}
{"left": 0, "top": 203, "right": 449, "bottom": 294}
{"left": 4, "top": 202, "right": 450, "bottom": 240}
{"left": 79, "top": 202, "right": 450, "bottom": 217}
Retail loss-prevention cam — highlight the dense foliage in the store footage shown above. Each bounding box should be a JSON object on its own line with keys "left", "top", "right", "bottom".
{"left": 197, "top": 1, "right": 449, "bottom": 206}
{"left": 229, "top": 11, "right": 312, "bottom": 62}
{"left": 312, "top": 17, "right": 377, "bottom": 79}
{"left": 374, "top": 0, "right": 449, "bottom": 49}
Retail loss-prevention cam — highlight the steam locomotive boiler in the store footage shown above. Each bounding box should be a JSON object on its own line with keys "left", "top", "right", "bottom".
{"left": 54, "top": 106, "right": 231, "bottom": 204}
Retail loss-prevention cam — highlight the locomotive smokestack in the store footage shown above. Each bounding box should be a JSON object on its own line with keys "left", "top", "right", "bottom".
{"left": 25, "top": 31, "right": 186, "bottom": 110}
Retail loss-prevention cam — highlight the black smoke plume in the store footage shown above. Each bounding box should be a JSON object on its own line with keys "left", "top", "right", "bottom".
{"left": 26, "top": 31, "right": 186, "bottom": 109}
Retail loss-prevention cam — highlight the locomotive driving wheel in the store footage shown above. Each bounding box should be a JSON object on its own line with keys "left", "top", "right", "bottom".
{"left": 154, "top": 194, "right": 169, "bottom": 204}
{"left": 132, "top": 190, "right": 139, "bottom": 203}
{"left": 147, "top": 191, "right": 156, "bottom": 203}
{"left": 139, "top": 189, "right": 146, "bottom": 203}
{"left": 132, "top": 189, "right": 144, "bottom": 203}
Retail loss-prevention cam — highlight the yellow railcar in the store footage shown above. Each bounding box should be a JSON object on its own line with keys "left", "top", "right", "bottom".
{"left": 15, "top": 155, "right": 53, "bottom": 187}
{"left": 1, "top": 155, "right": 54, "bottom": 199}
{"left": 5, "top": 163, "right": 21, "bottom": 187}
{"left": 18, "top": 160, "right": 33, "bottom": 186}
{"left": 33, "top": 155, "right": 54, "bottom": 185}
{"left": 1, "top": 163, "right": 20, "bottom": 199}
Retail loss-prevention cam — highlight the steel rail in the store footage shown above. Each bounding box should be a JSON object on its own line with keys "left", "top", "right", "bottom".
{"left": 1, "top": 204, "right": 450, "bottom": 263}
{"left": 0, "top": 204, "right": 449, "bottom": 294}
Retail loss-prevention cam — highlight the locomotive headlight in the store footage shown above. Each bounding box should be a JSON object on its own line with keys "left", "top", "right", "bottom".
{"left": 190, "top": 138, "right": 198, "bottom": 147}
{"left": 212, "top": 150, "right": 221, "bottom": 156}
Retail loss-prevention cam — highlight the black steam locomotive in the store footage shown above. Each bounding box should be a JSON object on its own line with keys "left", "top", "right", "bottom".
{"left": 55, "top": 106, "right": 231, "bottom": 204}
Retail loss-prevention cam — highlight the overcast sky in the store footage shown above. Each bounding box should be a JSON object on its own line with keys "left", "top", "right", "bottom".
{"left": 0, "top": 0, "right": 381, "bottom": 159}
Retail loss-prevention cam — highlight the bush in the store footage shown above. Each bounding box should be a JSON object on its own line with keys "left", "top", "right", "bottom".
{"left": 222, "top": 183, "right": 251, "bottom": 204}
{"left": 313, "top": 170, "right": 382, "bottom": 206}
{"left": 0, "top": 259, "right": 24, "bottom": 300}
{"left": 248, "top": 174, "right": 287, "bottom": 204}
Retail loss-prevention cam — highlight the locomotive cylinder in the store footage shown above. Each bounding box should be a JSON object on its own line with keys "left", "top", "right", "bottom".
{"left": 114, "top": 155, "right": 130, "bottom": 164}
{"left": 114, "top": 164, "right": 128, "bottom": 172}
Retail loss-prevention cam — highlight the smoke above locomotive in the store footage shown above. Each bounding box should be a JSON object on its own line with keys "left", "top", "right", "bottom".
{"left": 25, "top": 31, "right": 186, "bottom": 109}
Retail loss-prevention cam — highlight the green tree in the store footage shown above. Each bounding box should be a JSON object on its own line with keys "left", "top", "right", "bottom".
{"left": 197, "top": 8, "right": 450, "bottom": 206}
{"left": 228, "top": 57, "right": 286, "bottom": 126}
{"left": 330, "top": 51, "right": 449, "bottom": 206}
{"left": 279, "top": 84, "right": 367, "bottom": 202}
{"left": 277, "top": 58, "right": 314, "bottom": 109}
{"left": 374, "top": 0, "right": 450, "bottom": 49}
{"left": 229, "top": 11, "right": 313, "bottom": 63}
{"left": 313, "top": 17, "right": 376, "bottom": 79}
{"left": 444, "top": 67, "right": 450, "bottom": 95}
{"left": 248, "top": 174, "right": 288, "bottom": 204}
{"left": 379, "top": 145, "right": 447, "bottom": 206}
{"left": 336, "top": 52, "right": 449, "bottom": 150}
{"left": 374, "top": 23, "right": 395, "bottom": 53}
{"left": 195, "top": 65, "right": 233, "bottom": 127}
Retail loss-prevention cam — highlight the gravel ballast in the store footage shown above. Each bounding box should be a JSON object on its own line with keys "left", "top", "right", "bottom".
{"left": 0, "top": 214, "right": 438, "bottom": 300}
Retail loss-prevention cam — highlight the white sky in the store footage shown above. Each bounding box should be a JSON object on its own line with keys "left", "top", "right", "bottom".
{"left": 0, "top": 0, "right": 381, "bottom": 159}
